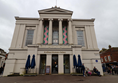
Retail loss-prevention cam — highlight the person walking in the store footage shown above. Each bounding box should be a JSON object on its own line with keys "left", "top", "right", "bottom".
{"left": 81, "top": 63, "right": 85, "bottom": 77}
{"left": 112, "top": 65, "right": 115, "bottom": 75}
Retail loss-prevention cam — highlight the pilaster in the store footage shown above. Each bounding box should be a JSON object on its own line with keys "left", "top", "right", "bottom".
{"left": 37, "top": 18, "right": 43, "bottom": 44}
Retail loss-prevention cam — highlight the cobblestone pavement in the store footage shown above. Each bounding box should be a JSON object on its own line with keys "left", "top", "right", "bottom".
{"left": 0, "top": 74, "right": 118, "bottom": 83}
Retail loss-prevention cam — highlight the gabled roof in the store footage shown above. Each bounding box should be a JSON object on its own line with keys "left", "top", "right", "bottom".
{"left": 38, "top": 6, "right": 73, "bottom": 15}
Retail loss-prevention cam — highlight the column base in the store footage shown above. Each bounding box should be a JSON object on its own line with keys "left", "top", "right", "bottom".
{"left": 59, "top": 43, "right": 63, "bottom": 45}
{"left": 37, "top": 43, "right": 41, "bottom": 45}
{"left": 69, "top": 43, "right": 73, "bottom": 45}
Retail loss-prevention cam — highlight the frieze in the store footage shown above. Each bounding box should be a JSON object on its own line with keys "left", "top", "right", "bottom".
{"left": 44, "top": 51, "right": 66, "bottom": 53}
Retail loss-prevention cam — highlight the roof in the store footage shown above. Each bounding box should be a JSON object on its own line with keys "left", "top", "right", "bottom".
{"left": 38, "top": 6, "right": 73, "bottom": 15}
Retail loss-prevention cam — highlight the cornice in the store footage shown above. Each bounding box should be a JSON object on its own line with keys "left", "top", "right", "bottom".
{"left": 71, "top": 45, "right": 82, "bottom": 48}
{"left": 15, "top": 16, "right": 39, "bottom": 20}
{"left": 9, "top": 49, "right": 27, "bottom": 51}
{"left": 72, "top": 18, "right": 95, "bottom": 22}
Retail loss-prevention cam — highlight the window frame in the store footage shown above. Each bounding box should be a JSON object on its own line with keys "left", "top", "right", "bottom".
{"left": 52, "top": 30, "right": 59, "bottom": 45}
{"left": 74, "top": 27, "right": 86, "bottom": 48}
{"left": 25, "top": 29, "right": 34, "bottom": 46}
{"left": 108, "top": 55, "right": 111, "bottom": 61}
{"left": 76, "top": 30, "right": 85, "bottom": 47}
{"left": 104, "top": 56, "right": 107, "bottom": 62}
{"left": 101, "top": 58, "right": 103, "bottom": 62}
{"left": 23, "top": 26, "right": 36, "bottom": 47}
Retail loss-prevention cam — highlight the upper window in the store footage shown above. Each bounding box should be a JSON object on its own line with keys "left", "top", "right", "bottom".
{"left": 52, "top": 30, "right": 59, "bottom": 45}
{"left": 101, "top": 58, "right": 103, "bottom": 62}
{"left": 25, "top": 30, "right": 34, "bottom": 46}
{"left": 108, "top": 55, "right": 111, "bottom": 61}
{"left": 76, "top": 31, "right": 85, "bottom": 46}
{"left": 104, "top": 56, "right": 107, "bottom": 62}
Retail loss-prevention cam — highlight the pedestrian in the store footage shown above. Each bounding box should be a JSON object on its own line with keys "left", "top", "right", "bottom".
{"left": 93, "top": 67, "right": 101, "bottom": 76}
{"left": 85, "top": 67, "right": 88, "bottom": 76}
{"left": 81, "top": 63, "right": 85, "bottom": 77}
{"left": 112, "top": 65, "right": 115, "bottom": 75}
{"left": 87, "top": 68, "right": 92, "bottom": 76}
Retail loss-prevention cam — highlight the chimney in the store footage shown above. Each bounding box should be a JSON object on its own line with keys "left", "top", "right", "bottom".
{"left": 109, "top": 45, "right": 111, "bottom": 49}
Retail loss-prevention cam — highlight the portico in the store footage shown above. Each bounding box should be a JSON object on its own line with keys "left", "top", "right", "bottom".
{"left": 37, "top": 18, "right": 73, "bottom": 45}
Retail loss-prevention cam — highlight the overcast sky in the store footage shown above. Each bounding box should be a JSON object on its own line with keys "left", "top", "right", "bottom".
{"left": 0, "top": 0, "right": 118, "bottom": 53}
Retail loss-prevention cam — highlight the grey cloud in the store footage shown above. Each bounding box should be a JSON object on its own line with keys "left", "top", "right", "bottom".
{"left": 0, "top": 0, "right": 118, "bottom": 52}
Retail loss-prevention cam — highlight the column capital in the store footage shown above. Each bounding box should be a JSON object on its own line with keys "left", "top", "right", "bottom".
{"left": 68, "top": 19, "right": 72, "bottom": 22}
{"left": 58, "top": 18, "right": 63, "bottom": 21}
{"left": 48, "top": 18, "right": 53, "bottom": 21}
{"left": 39, "top": 18, "right": 43, "bottom": 21}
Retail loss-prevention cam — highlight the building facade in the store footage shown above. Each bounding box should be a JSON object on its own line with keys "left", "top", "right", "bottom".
{"left": 3, "top": 7, "right": 103, "bottom": 76}
{"left": 100, "top": 46, "right": 118, "bottom": 66}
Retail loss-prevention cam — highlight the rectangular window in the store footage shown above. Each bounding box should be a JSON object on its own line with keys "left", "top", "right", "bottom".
{"left": 101, "top": 58, "right": 103, "bottom": 62}
{"left": 108, "top": 55, "right": 111, "bottom": 61}
{"left": 76, "top": 31, "right": 85, "bottom": 46}
{"left": 52, "top": 30, "right": 59, "bottom": 45}
{"left": 25, "top": 30, "right": 34, "bottom": 46}
{"left": 104, "top": 56, "right": 107, "bottom": 62}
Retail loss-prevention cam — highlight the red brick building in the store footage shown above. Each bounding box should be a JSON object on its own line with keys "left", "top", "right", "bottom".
{"left": 100, "top": 46, "right": 118, "bottom": 66}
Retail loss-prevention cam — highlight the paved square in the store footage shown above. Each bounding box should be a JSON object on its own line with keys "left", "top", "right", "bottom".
{"left": 0, "top": 75, "right": 118, "bottom": 83}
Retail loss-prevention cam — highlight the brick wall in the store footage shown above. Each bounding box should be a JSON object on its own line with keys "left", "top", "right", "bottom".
{"left": 100, "top": 48, "right": 118, "bottom": 64}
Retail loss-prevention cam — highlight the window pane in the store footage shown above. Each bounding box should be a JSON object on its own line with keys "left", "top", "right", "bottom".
{"left": 52, "top": 30, "right": 59, "bottom": 44}
{"left": 77, "top": 31, "right": 85, "bottom": 46}
{"left": 25, "top": 30, "right": 34, "bottom": 46}
{"left": 77, "top": 31, "right": 83, "bottom": 36}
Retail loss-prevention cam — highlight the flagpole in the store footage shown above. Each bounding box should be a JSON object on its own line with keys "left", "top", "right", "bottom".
{"left": 56, "top": 0, "right": 57, "bottom": 6}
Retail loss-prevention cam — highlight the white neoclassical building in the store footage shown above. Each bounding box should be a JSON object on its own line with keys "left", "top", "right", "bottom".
{"left": 3, "top": 7, "right": 103, "bottom": 76}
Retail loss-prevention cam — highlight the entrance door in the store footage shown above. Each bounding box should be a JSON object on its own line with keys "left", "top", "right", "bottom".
{"left": 52, "top": 55, "right": 58, "bottom": 74}
{"left": 39, "top": 55, "right": 46, "bottom": 74}
{"left": 64, "top": 55, "right": 70, "bottom": 74}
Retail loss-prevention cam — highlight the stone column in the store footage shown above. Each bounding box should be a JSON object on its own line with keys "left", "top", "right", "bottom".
{"left": 58, "top": 19, "right": 63, "bottom": 45}
{"left": 70, "top": 54, "right": 73, "bottom": 73}
{"left": 46, "top": 54, "right": 52, "bottom": 73}
{"left": 46, "top": 54, "right": 52, "bottom": 66}
{"left": 68, "top": 19, "right": 73, "bottom": 45}
{"left": 36, "top": 54, "right": 40, "bottom": 74}
{"left": 58, "top": 54, "right": 64, "bottom": 74}
{"left": 48, "top": 18, "right": 53, "bottom": 45}
{"left": 37, "top": 18, "right": 43, "bottom": 44}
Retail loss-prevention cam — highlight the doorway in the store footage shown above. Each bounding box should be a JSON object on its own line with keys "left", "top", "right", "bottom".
{"left": 52, "top": 55, "right": 58, "bottom": 74}
{"left": 64, "top": 55, "right": 70, "bottom": 74}
{"left": 39, "top": 55, "right": 46, "bottom": 74}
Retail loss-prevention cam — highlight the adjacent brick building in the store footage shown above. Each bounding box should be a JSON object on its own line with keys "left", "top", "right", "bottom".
{"left": 100, "top": 46, "right": 118, "bottom": 66}
{"left": 0, "top": 48, "right": 6, "bottom": 67}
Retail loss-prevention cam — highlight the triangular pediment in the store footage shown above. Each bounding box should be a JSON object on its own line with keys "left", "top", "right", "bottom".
{"left": 38, "top": 7, "right": 73, "bottom": 15}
